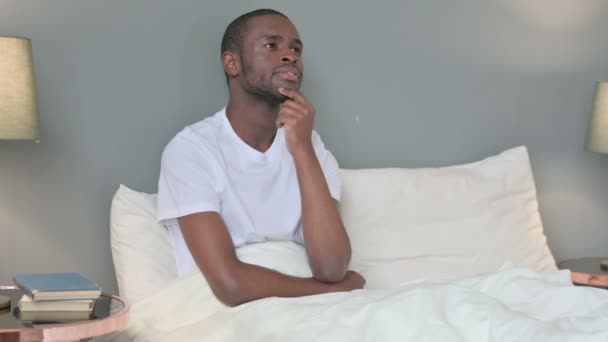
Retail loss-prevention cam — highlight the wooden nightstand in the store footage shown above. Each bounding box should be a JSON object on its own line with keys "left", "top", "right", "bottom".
{"left": 557, "top": 257, "right": 608, "bottom": 289}
{"left": 0, "top": 285, "right": 129, "bottom": 341}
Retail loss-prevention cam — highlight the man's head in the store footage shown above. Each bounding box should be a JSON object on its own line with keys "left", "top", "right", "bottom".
{"left": 221, "top": 9, "right": 304, "bottom": 105}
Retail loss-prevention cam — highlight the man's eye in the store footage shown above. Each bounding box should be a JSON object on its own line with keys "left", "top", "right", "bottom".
{"left": 264, "top": 42, "right": 276, "bottom": 48}
{"left": 291, "top": 47, "right": 302, "bottom": 54}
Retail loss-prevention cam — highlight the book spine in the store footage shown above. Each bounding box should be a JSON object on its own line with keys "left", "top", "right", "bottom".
{"left": 12, "top": 277, "right": 37, "bottom": 300}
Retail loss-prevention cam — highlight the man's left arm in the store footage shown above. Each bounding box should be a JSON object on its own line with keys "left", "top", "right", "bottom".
{"left": 277, "top": 87, "right": 351, "bottom": 283}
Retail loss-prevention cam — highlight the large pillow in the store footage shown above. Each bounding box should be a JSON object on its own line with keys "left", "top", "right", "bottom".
{"left": 110, "top": 185, "right": 178, "bottom": 303}
{"left": 110, "top": 185, "right": 312, "bottom": 304}
{"left": 339, "top": 146, "right": 557, "bottom": 289}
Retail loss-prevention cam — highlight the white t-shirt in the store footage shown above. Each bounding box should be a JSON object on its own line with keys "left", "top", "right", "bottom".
{"left": 157, "top": 107, "right": 342, "bottom": 276}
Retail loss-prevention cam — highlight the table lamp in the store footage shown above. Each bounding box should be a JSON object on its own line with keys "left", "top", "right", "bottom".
{"left": 586, "top": 81, "right": 608, "bottom": 154}
{"left": 585, "top": 81, "right": 608, "bottom": 272}
{"left": 0, "top": 35, "right": 40, "bottom": 310}
{"left": 0, "top": 36, "right": 40, "bottom": 141}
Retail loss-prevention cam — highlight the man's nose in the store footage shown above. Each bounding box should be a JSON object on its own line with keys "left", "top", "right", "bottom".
{"left": 280, "top": 50, "right": 297, "bottom": 64}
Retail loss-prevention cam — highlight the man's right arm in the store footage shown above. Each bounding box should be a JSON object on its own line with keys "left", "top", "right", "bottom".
{"left": 178, "top": 212, "right": 365, "bottom": 307}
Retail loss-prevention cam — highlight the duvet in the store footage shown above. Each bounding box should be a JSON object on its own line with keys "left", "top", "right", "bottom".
{"left": 103, "top": 267, "right": 608, "bottom": 342}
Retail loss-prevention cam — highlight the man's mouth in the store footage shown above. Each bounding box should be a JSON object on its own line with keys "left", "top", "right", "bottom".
{"left": 274, "top": 68, "right": 301, "bottom": 82}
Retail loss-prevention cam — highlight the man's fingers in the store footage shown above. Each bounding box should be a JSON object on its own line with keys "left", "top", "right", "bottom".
{"left": 276, "top": 116, "right": 297, "bottom": 128}
{"left": 278, "top": 87, "right": 297, "bottom": 100}
{"left": 281, "top": 99, "right": 309, "bottom": 115}
{"left": 281, "top": 99, "right": 315, "bottom": 125}
{"left": 275, "top": 109, "right": 298, "bottom": 128}
{"left": 279, "top": 88, "right": 314, "bottom": 112}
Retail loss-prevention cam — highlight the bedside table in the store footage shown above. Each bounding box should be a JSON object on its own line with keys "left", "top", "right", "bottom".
{"left": 557, "top": 257, "right": 608, "bottom": 289}
{"left": 0, "top": 285, "right": 129, "bottom": 341}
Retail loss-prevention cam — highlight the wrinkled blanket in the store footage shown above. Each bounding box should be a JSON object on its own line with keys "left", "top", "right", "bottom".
{"left": 101, "top": 267, "right": 608, "bottom": 342}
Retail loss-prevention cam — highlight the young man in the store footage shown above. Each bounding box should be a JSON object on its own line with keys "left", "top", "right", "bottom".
{"left": 157, "top": 9, "right": 365, "bottom": 307}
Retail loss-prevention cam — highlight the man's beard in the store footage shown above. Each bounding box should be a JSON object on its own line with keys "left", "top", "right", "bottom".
{"left": 240, "top": 63, "right": 288, "bottom": 106}
{"left": 242, "top": 80, "right": 286, "bottom": 106}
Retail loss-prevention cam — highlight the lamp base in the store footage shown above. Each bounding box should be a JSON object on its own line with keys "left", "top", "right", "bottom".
{"left": 0, "top": 295, "right": 10, "bottom": 312}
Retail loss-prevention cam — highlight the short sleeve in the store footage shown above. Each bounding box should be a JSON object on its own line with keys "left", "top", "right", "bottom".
{"left": 157, "top": 132, "right": 221, "bottom": 226}
{"left": 311, "top": 131, "right": 342, "bottom": 202}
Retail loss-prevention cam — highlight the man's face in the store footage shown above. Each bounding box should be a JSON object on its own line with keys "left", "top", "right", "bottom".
{"left": 238, "top": 15, "right": 304, "bottom": 105}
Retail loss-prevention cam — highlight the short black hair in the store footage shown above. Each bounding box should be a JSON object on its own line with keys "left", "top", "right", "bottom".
{"left": 221, "top": 9, "right": 288, "bottom": 56}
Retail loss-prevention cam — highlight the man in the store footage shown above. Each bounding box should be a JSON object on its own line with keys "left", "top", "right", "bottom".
{"left": 157, "top": 9, "right": 365, "bottom": 307}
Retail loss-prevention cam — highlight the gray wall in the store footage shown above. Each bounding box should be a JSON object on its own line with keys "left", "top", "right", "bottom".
{"left": 1, "top": 0, "right": 607, "bottom": 295}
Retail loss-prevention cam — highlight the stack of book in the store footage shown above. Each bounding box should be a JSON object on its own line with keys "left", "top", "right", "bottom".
{"left": 13, "top": 272, "right": 102, "bottom": 322}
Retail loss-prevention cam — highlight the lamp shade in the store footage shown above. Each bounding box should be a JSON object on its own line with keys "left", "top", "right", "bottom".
{"left": 586, "top": 81, "right": 608, "bottom": 154}
{"left": 0, "top": 36, "right": 40, "bottom": 140}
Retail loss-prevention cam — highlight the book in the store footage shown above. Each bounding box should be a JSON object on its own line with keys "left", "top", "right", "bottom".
{"left": 13, "top": 273, "right": 101, "bottom": 301}
{"left": 18, "top": 295, "right": 95, "bottom": 312}
{"left": 18, "top": 309, "right": 92, "bottom": 322}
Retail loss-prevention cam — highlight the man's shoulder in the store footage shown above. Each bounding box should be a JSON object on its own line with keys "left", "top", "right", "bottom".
{"left": 168, "top": 109, "right": 226, "bottom": 145}
{"left": 310, "top": 129, "right": 328, "bottom": 150}
{"left": 178, "top": 109, "right": 225, "bottom": 142}
{"left": 161, "top": 108, "right": 226, "bottom": 160}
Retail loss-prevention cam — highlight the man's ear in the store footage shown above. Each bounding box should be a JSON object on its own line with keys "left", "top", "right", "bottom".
{"left": 222, "top": 52, "right": 240, "bottom": 78}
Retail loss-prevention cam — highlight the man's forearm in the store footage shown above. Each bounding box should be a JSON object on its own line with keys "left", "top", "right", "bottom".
{"left": 292, "top": 145, "right": 351, "bottom": 283}
{"left": 217, "top": 260, "right": 335, "bottom": 306}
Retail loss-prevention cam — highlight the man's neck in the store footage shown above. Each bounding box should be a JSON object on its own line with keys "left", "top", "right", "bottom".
{"left": 225, "top": 95, "right": 280, "bottom": 153}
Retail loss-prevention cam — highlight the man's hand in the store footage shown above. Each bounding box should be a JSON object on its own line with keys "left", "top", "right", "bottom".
{"left": 328, "top": 271, "right": 366, "bottom": 293}
{"left": 276, "top": 87, "right": 315, "bottom": 156}
{"left": 179, "top": 212, "right": 362, "bottom": 307}
{"left": 277, "top": 88, "right": 352, "bottom": 283}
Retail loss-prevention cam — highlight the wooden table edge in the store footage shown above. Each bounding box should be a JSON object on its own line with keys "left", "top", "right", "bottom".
{"left": 0, "top": 286, "right": 130, "bottom": 342}
{"left": 557, "top": 257, "right": 608, "bottom": 287}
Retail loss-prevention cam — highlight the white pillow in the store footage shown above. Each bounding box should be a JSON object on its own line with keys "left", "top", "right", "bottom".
{"left": 110, "top": 185, "right": 178, "bottom": 303}
{"left": 339, "top": 146, "right": 557, "bottom": 289}
{"left": 110, "top": 185, "right": 312, "bottom": 304}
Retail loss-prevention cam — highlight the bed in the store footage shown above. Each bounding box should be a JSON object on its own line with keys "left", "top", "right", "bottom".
{"left": 102, "top": 146, "right": 608, "bottom": 341}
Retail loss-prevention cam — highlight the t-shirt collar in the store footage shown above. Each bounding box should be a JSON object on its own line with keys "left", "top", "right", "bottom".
{"left": 220, "top": 107, "right": 284, "bottom": 163}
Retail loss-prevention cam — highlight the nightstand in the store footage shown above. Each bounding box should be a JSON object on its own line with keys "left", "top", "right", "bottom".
{"left": 0, "top": 285, "right": 129, "bottom": 341}
{"left": 557, "top": 257, "right": 608, "bottom": 289}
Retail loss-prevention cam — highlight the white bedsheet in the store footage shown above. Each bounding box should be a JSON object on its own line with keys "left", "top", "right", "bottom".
{"left": 102, "top": 267, "right": 608, "bottom": 342}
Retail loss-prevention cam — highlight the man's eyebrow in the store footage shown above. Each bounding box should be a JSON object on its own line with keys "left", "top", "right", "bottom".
{"left": 257, "top": 34, "right": 282, "bottom": 42}
{"left": 257, "top": 34, "right": 303, "bottom": 47}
